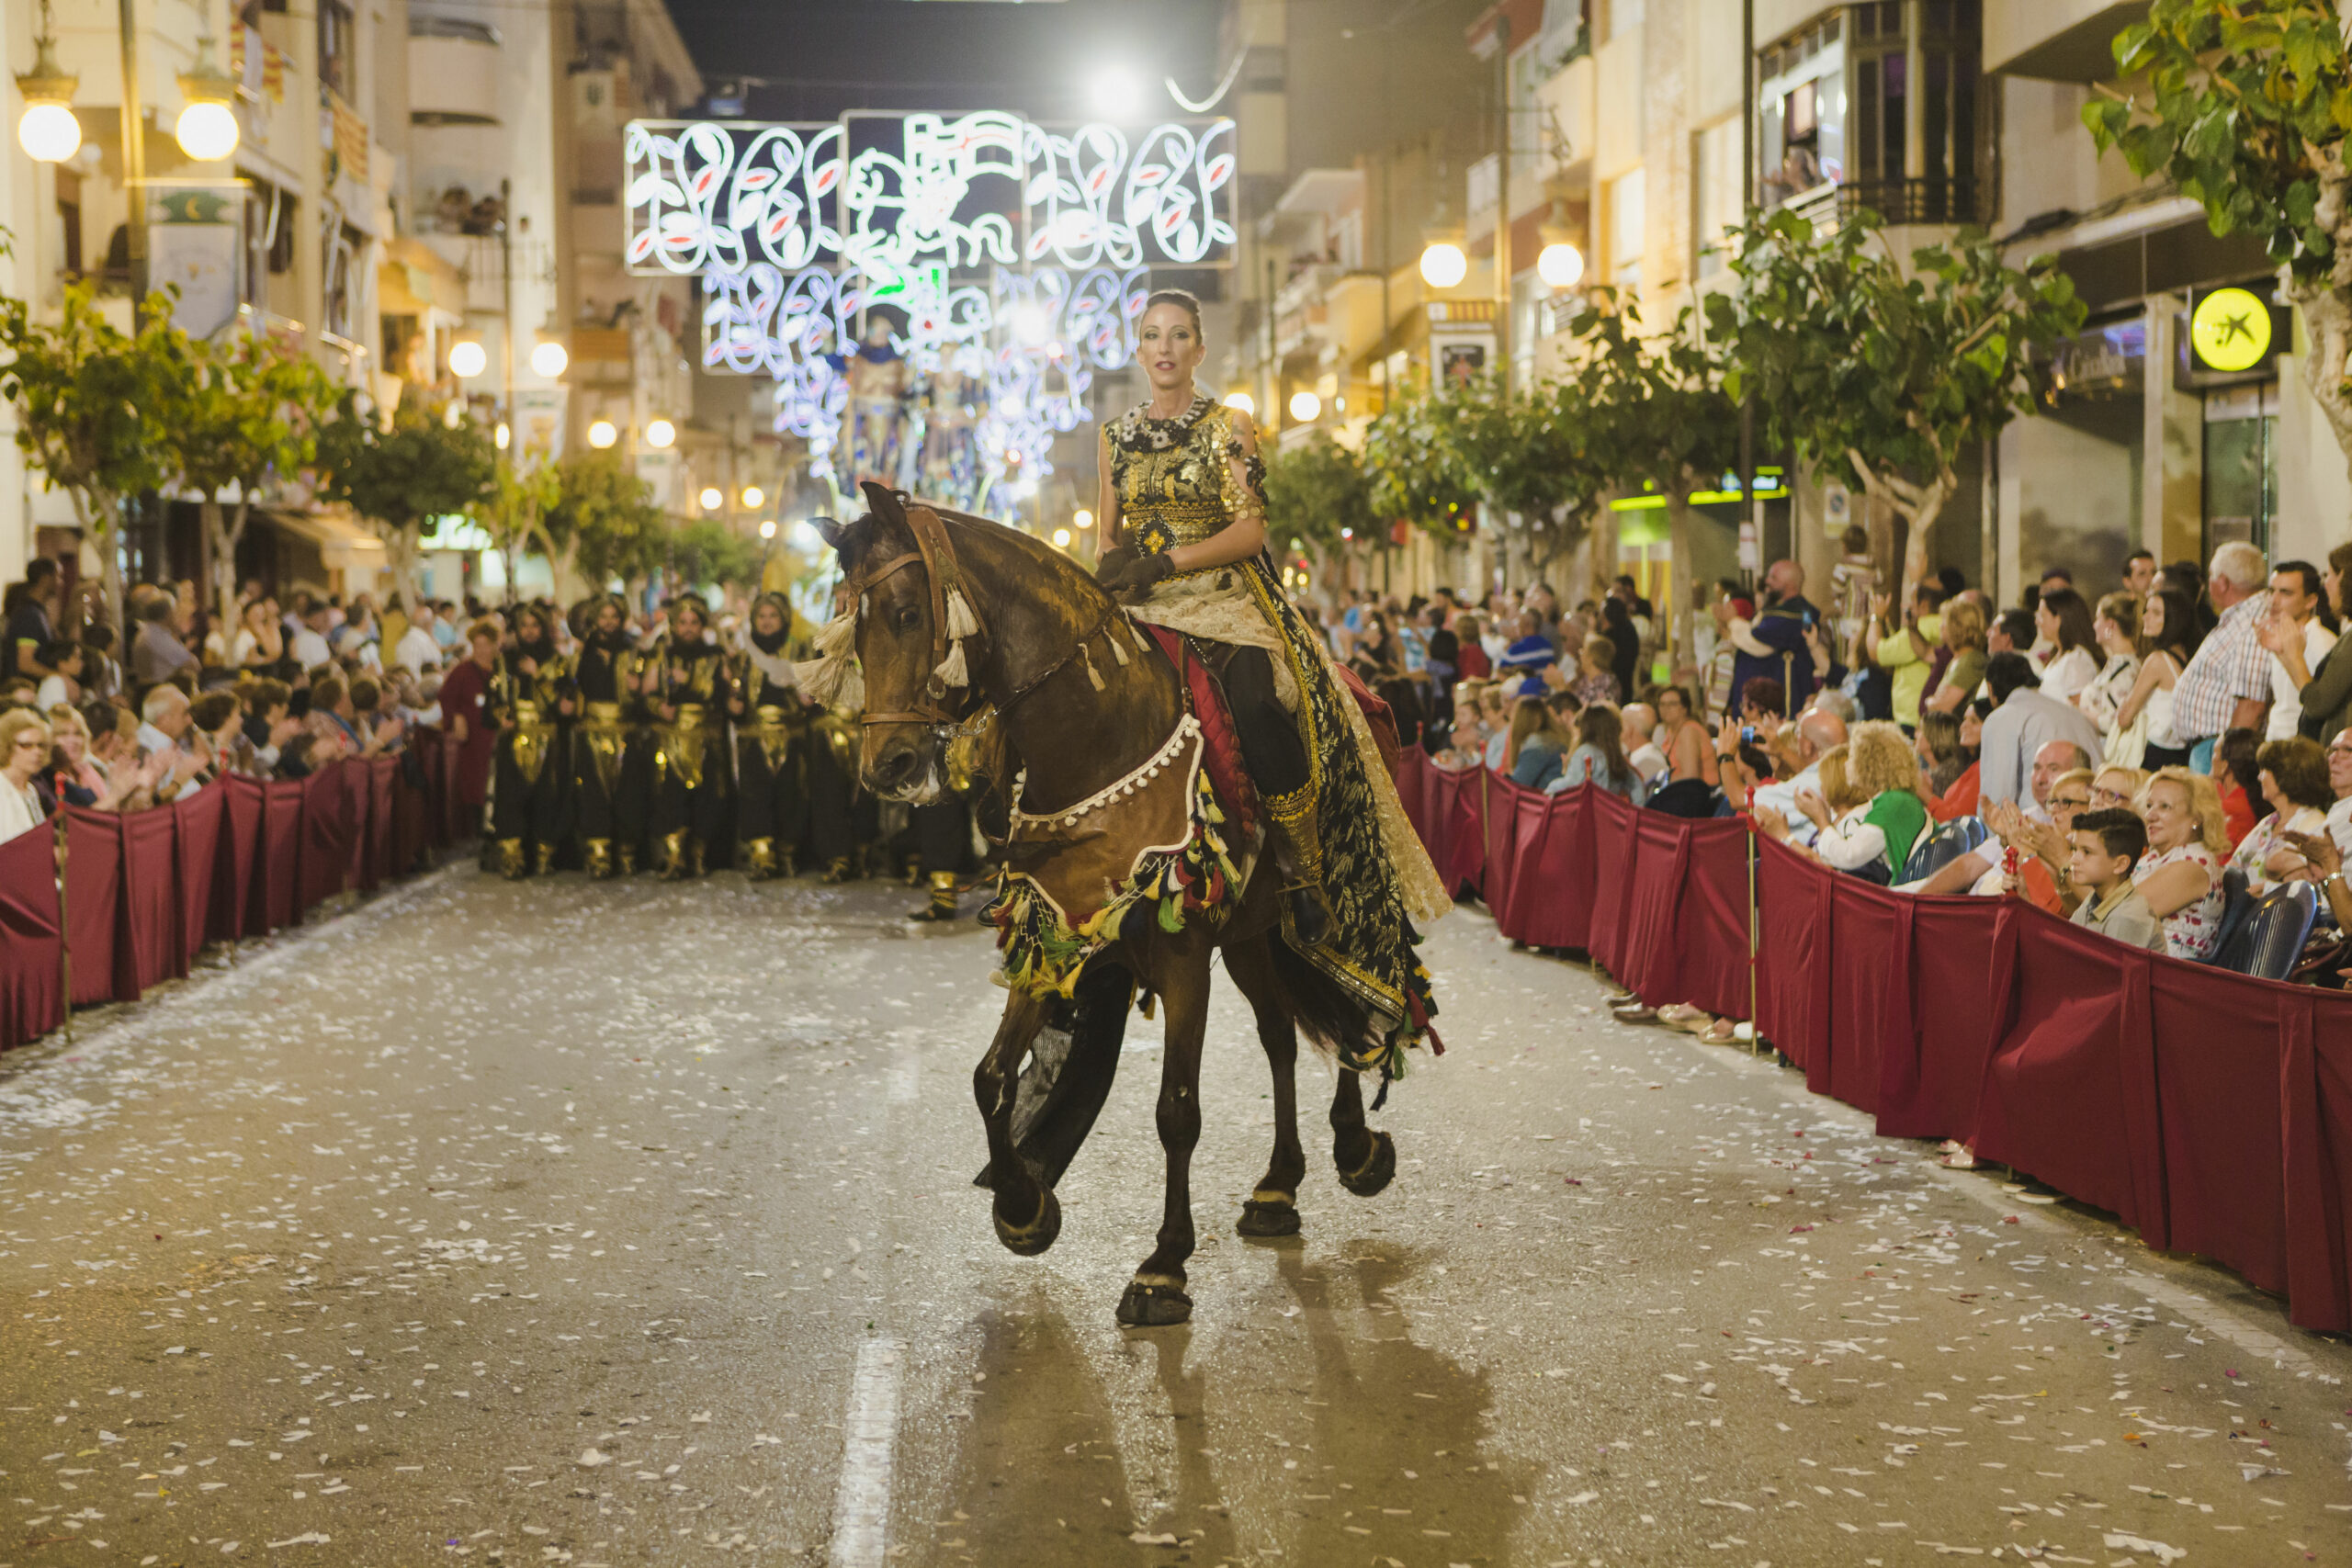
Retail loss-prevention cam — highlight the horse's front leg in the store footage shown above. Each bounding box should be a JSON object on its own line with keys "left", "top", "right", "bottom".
{"left": 1224, "top": 937, "right": 1304, "bottom": 1237}
{"left": 975, "top": 988, "right": 1060, "bottom": 1255}
{"left": 1331, "top": 1064, "right": 1396, "bottom": 1198}
{"left": 1117, "top": 940, "right": 1213, "bottom": 1326}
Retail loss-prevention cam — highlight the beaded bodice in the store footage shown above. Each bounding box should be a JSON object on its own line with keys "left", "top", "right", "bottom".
{"left": 1107, "top": 395, "right": 1253, "bottom": 557}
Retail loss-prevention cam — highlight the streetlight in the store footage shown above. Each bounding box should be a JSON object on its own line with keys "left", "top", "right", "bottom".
{"left": 644, "top": 418, "right": 676, "bottom": 448}
{"left": 1536, "top": 231, "right": 1586, "bottom": 290}
{"left": 587, "top": 419, "right": 617, "bottom": 449}
{"left": 1288, "top": 389, "right": 1322, "bottom": 423}
{"left": 172, "top": 35, "right": 240, "bottom": 162}
{"left": 699, "top": 486, "right": 724, "bottom": 512}
{"left": 1223, "top": 391, "right": 1255, "bottom": 417}
{"left": 759, "top": 519, "right": 778, "bottom": 540}
{"left": 448, "top": 339, "right": 488, "bottom": 379}
{"left": 15, "top": 4, "right": 80, "bottom": 164}
{"left": 1072, "top": 508, "right": 1094, "bottom": 533}
{"left": 741, "top": 486, "right": 764, "bottom": 510}
{"left": 1052, "top": 527, "right": 1072, "bottom": 548}
{"left": 1088, "top": 64, "right": 1143, "bottom": 120}
{"left": 1419, "top": 240, "right": 1468, "bottom": 289}
{"left": 494, "top": 421, "right": 511, "bottom": 451}
{"left": 529, "top": 338, "right": 569, "bottom": 378}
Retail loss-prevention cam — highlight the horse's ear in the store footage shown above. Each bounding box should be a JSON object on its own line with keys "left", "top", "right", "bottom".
{"left": 813, "top": 516, "right": 845, "bottom": 552}
{"left": 859, "top": 480, "right": 905, "bottom": 527}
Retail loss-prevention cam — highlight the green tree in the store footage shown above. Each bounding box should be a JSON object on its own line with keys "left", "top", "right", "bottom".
{"left": 1565, "top": 291, "right": 1742, "bottom": 658}
{"left": 315, "top": 395, "right": 495, "bottom": 603}
{"left": 475, "top": 459, "right": 562, "bottom": 602}
{"left": 2084, "top": 0, "right": 2352, "bottom": 472}
{"left": 670, "top": 516, "right": 761, "bottom": 594}
{"left": 0, "top": 281, "right": 194, "bottom": 617}
{"left": 1703, "top": 209, "right": 2083, "bottom": 588}
{"left": 162, "top": 330, "right": 341, "bottom": 626}
{"left": 1263, "top": 432, "right": 1375, "bottom": 592}
{"left": 1361, "top": 375, "right": 1479, "bottom": 536}
{"left": 545, "top": 450, "right": 665, "bottom": 598}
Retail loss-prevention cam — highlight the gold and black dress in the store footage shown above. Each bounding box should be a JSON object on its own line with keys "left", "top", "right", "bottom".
{"left": 732, "top": 607, "right": 809, "bottom": 880}
{"left": 490, "top": 638, "right": 573, "bottom": 876}
{"left": 571, "top": 623, "right": 650, "bottom": 877}
{"left": 1108, "top": 394, "right": 1448, "bottom": 1074}
{"left": 650, "top": 635, "right": 732, "bottom": 877}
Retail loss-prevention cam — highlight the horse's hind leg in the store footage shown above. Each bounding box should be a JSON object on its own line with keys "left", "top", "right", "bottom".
{"left": 974, "top": 989, "right": 1060, "bottom": 1256}
{"left": 1331, "top": 1064, "right": 1396, "bottom": 1198}
{"left": 1117, "top": 942, "right": 1212, "bottom": 1327}
{"left": 1223, "top": 938, "right": 1304, "bottom": 1238}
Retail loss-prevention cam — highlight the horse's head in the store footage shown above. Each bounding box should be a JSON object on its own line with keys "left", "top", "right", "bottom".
{"left": 822, "top": 482, "right": 964, "bottom": 804}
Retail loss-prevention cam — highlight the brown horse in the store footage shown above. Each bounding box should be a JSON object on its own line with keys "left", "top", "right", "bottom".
{"left": 820, "top": 485, "right": 1396, "bottom": 1327}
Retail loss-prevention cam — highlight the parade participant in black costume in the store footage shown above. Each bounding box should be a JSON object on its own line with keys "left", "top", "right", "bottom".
{"left": 571, "top": 593, "right": 649, "bottom": 877}
{"left": 645, "top": 593, "right": 731, "bottom": 879}
{"left": 805, "top": 697, "right": 873, "bottom": 882}
{"left": 730, "top": 592, "right": 808, "bottom": 880}
{"left": 489, "top": 603, "right": 573, "bottom": 877}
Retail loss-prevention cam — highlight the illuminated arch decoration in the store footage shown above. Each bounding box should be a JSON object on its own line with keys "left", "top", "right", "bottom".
{"left": 625, "top": 113, "right": 1235, "bottom": 505}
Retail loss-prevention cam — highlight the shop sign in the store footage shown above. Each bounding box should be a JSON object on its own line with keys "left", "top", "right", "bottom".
{"left": 2178, "top": 282, "right": 2290, "bottom": 388}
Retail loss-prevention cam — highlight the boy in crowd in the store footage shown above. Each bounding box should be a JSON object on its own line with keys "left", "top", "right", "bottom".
{"left": 2066, "top": 807, "right": 2166, "bottom": 951}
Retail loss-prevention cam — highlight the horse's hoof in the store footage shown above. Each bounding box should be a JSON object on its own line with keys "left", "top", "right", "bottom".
{"left": 992, "top": 1187, "right": 1060, "bottom": 1257}
{"left": 1338, "top": 1129, "right": 1396, "bottom": 1197}
{"left": 1237, "top": 1197, "right": 1302, "bottom": 1237}
{"left": 1115, "top": 1276, "right": 1193, "bottom": 1327}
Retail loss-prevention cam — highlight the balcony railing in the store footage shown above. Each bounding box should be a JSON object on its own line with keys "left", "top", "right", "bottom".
{"left": 1773, "top": 177, "right": 1992, "bottom": 231}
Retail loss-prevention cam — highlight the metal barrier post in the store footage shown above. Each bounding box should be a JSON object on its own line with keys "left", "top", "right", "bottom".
{"left": 53, "top": 815, "right": 71, "bottom": 1045}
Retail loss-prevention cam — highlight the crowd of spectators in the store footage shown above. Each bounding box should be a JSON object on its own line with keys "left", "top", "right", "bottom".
{"left": 0, "top": 560, "right": 490, "bottom": 854}
{"left": 1387, "top": 535, "right": 2352, "bottom": 1036}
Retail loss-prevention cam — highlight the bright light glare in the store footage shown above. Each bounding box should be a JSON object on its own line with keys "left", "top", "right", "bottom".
{"left": 1052, "top": 528, "right": 1072, "bottom": 548}
{"left": 1537, "top": 241, "right": 1587, "bottom": 289}
{"left": 529, "top": 340, "right": 569, "bottom": 378}
{"left": 17, "top": 102, "right": 82, "bottom": 164}
{"left": 1223, "top": 391, "right": 1254, "bottom": 418}
{"left": 1419, "top": 241, "right": 1468, "bottom": 289}
{"left": 1287, "top": 389, "right": 1322, "bottom": 423}
{"left": 759, "top": 519, "right": 778, "bottom": 540}
{"left": 447, "top": 340, "right": 487, "bottom": 379}
{"left": 741, "top": 486, "right": 764, "bottom": 510}
{"left": 494, "top": 422, "right": 511, "bottom": 451}
{"left": 699, "top": 486, "right": 724, "bottom": 511}
{"left": 1010, "top": 302, "right": 1051, "bottom": 344}
{"left": 174, "top": 99, "right": 239, "bottom": 161}
{"left": 644, "top": 418, "right": 676, "bottom": 448}
{"left": 790, "top": 521, "right": 823, "bottom": 551}
{"left": 1088, "top": 65, "right": 1142, "bottom": 119}
{"left": 1072, "top": 508, "right": 1094, "bottom": 532}
{"left": 587, "top": 419, "right": 617, "bottom": 449}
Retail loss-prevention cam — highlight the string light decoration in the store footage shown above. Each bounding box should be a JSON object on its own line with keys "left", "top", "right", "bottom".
{"left": 627, "top": 111, "right": 1235, "bottom": 509}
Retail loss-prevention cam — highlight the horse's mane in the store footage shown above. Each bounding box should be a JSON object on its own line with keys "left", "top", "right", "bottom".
{"left": 836, "top": 489, "right": 1116, "bottom": 616}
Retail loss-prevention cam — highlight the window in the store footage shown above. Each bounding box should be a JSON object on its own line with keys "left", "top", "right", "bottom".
{"left": 1692, "top": 119, "right": 1740, "bottom": 278}
{"left": 1608, "top": 167, "right": 1645, "bottom": 293}
{"left": 318, "top": 0, "right": 355, "bottom": 96}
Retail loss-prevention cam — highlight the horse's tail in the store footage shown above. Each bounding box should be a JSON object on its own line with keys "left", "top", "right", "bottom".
{"left": 1262, "top": 931, "right": 1385, "bottom": 1069}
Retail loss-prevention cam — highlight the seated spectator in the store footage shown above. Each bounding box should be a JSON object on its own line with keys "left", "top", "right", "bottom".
{"left": 1452, "top": 612, "right": 1491, "bottom": 679}
{"left": 47, "top": 704, "right": 159, "bottom": 810}
{"left": 347, "top": 675, "right": 408, "bottom": 755}
{"left": 130, "top": 591, "right": 199, "bottom": 689}
{"left": 1917, "top": 709, "right": 1965, "bottom": 797}
{"left": 187, "top": 690, "right": 254, "bottom": 779}
{"left": 2067, "top": 808, "right": 2168, "bottom": 951}
{"left": 2326, "top": 725, "right": 2352, "bottom": 855}
{"left": 1922, "top": 599, "right": 1987, "bottom": 716}
{"left": 1622, "top": 701, "right": 1667, "bottom": 780}
{"left": 2088, "top": 764, "right": 2148, "bottom": 815}
{"left": 1651, "top": 685, "right": 1716, "bottom": 785}
{"left": 1738, "top": 706, "right": 1849, "bottom": 844}
{"left": 2229, "top": 735, "right": 2332, "bottom": 890}
{"left": 1972, "top": 770, "right": 2095, "bottom": 911}
{"left": 2022, "top": 737, "right": 2093, "bottom": 823}
{"left": 0, "top": 708, "right": 51, "bottom": 844}
{"left": 288, "top": 596, "right": 334, "bottom": 671}
{"left": 137, "top": 685, "right": 209, "bottom": 804}
{"left": 2211, "top": 726, "right": 2265, "bottom": 846}
{"left": 1508, "top": 695, "right": 1575, "bottom": 788}
{"left": 1497, "top": 611, "right": 1557, "bottom": 696}
{"left": 1570, "top": 636, "right": 1622, "bottom": 706}
{"left": 1927, "top": 699, "right": 1989, "bottom": 821}
{"left": 1790, "top": 720, "right": 1929, "bottom": 879}
{"left": 1549, "top": 704, "right": 1649, "bottom": 803}
{"left": 1739, "top": 677, "right": 1786, "bottom": 728}
{"left": 276, "top": 731, "right": 320, "bottom": 779}
{"left": 2133, "top": 767, "right": 2231, "bottom": 961}
{"left": 34, "top": 639, "right": 83, "bottom": 711}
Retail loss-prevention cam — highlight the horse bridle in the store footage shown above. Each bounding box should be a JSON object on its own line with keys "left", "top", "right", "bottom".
{"left": 849, "top": 500, "right": 989, "bottom": 732}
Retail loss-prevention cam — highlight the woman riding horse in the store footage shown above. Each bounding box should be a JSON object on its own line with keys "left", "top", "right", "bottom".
{"left": 1094, "top": 288, "right": 1449, "bottom": 1067}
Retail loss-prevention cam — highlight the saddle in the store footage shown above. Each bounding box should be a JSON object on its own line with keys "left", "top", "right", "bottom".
{"left": 1133, "top": 624, "right": 1402, "bottom": 847}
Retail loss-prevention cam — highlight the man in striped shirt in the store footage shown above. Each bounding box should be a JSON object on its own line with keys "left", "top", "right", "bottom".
{"left": 2169, "top": 541, "right": 2273, "bottom": 773}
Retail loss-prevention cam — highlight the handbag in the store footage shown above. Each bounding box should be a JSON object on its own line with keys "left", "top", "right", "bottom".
{"left": 2104, "top": 705, "right": 2149, "bottom": 771}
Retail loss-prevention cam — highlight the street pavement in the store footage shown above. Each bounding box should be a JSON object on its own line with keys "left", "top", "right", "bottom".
{"left": 0, "top": 865, "right": 2346, "bottom": 1567}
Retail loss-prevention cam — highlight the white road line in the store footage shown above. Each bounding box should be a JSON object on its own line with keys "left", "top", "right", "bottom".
{"left": 829, "top": 1335, "right": 907, "bottom": 1568}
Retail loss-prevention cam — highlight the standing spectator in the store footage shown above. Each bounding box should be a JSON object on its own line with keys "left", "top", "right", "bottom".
{"left": 436, "top": 617, "right": 500, "bottom": 824}
{"left": 2211, "top": 726, "right": 2265, "bottom": 845}
{"left": 33, "top": 640, "right": 84, "bottom": 711}
{"left": 1976, "top": 652, "right": 2104, "bottom": 808}
{"left": 2272, "top": 542, "right": 2352, "bottom": 741}
{"left": 1569, "top": 636, "right": 1622, "bottom": 706}
{"left": 0, "top": 709, "right": 51, "bottom": 843}
{"left": 224, "top": 597, "right": 287, "bottom": 671}
{"left": 2123, "top": 549, "right": 2157, "bottom": 599}
{"left": 130, "top": 593, "right": 199, "bottom": 689}
{"left": 1497, "top": 611, "right": 1559, "bottom": 695}
{"left": 1702, "top": 581, "right": 1750, "bottom": 721}
{"left": 1600, "top": 596, "right": 1642, "bottom": 698}
{"left": 2133, "top": 768, "right": 2231, "bottom": 961}
{"left": 2033, "top": 586, "right": 2103, "bottom": 705}
{"left": 1451, "top": 612, "right": 1490, "bottom": 680}
{"left": 5, "top": 558, "right": 63, "bottom": 682}
{"left": 2075, "top": 593, "right": 2143, "bottom": 742}
{"left": 2168, "top": 540, "right": 2271, "bottom": 770}
{"left": 2117, "top": 585, "right": 2199, "bottom": 767}
{"left": 1864, "top": 582, "right": 1943, "bottom": 731}
{"left": 1829, "top": 524, "right": 1877, "bottom": 644}
{"left": 288, "top": 596, "right": 334, "bottom": 671}
{"left": 1621, "top": 702, "right": 1668, "bottom": 780}
{"left": 1923, "top": 599, "right": 1988, "bottom": 716}
{"left": 2255, "top": 558, "right": 2340, "bottom": 740}
{"left": 1728, "top": 559, "right": 1820, "bottom": 717}
{"left": 78, "top": 622, "right": 123, "bottom": 706}
{"left": 1917, "top": 710, "right": 1966, "bottom": 797}
{"left": 241, "top": 678, "right": 301, "bottom": 773}
{"left": 2066, "top": 809, "right": 2168, "bottom": 951}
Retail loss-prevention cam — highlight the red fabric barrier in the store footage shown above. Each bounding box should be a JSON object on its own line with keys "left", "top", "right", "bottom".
{"left": 364, "top": 757, "right": 399, "bottom": 890}
{"left": 212, "top": 776, "right": 264, "bottom": 945}
{"left": 1504, "top": 783, "right": 1598, "bottom": 951}
{"left": 0, "top": 826, "right": 63, "bottom": 1049}
{"left": 117, "top": 807, "right": 179, "bottom": 999}
{"left": 1874, "top": 896, "right": 2007, "bottom": 1142}
{"left": 63, "top": 807, "right": 122, "bottom": 1007}
{"left": 300, "top": 764, "right": 356, "bottom": 910}
{"left": 173, "top": 787, "right": 223, "bottom": 975}
{"left": 258, "top": 779, "right": 305, "bottom": 932}
{"left": 1419, "top": 762, "right": 1476, "bottom": 896}
{"left": 1610, "top": 802, "right": 1754, "bottom": 1021}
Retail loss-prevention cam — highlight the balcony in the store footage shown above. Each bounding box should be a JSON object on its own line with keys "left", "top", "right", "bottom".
{"left": 1774, "top": 177, "right": 1993, "bottom": 231}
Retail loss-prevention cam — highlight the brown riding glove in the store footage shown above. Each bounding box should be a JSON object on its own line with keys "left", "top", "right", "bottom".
{"left": 1094, "top": 545, "right": 1175, "bottom": 602}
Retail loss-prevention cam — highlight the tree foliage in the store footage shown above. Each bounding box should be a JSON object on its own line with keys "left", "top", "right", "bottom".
{"left": 2084, "top": 0, "right": 2352, "bottom": 468}
{"left": 546, "top": 450, "right": 667, "bottom": 593}
{"left": 315, "top": 395, "right": 495, "bottom": 601}
{"left": 670, "top": 516, "right": 763, "bottom": 592}
{"left": 1702, "top": 208, "right": 2082, "bottom": 584}
{"left": 1360, "top": 376, "right": 1481, "bottom": 533}
{"left": 1263, "top": 432, "right": 1376, "bottom": 559}
{"left": 0, "top": 282, "right": 190, "bottom": 616}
